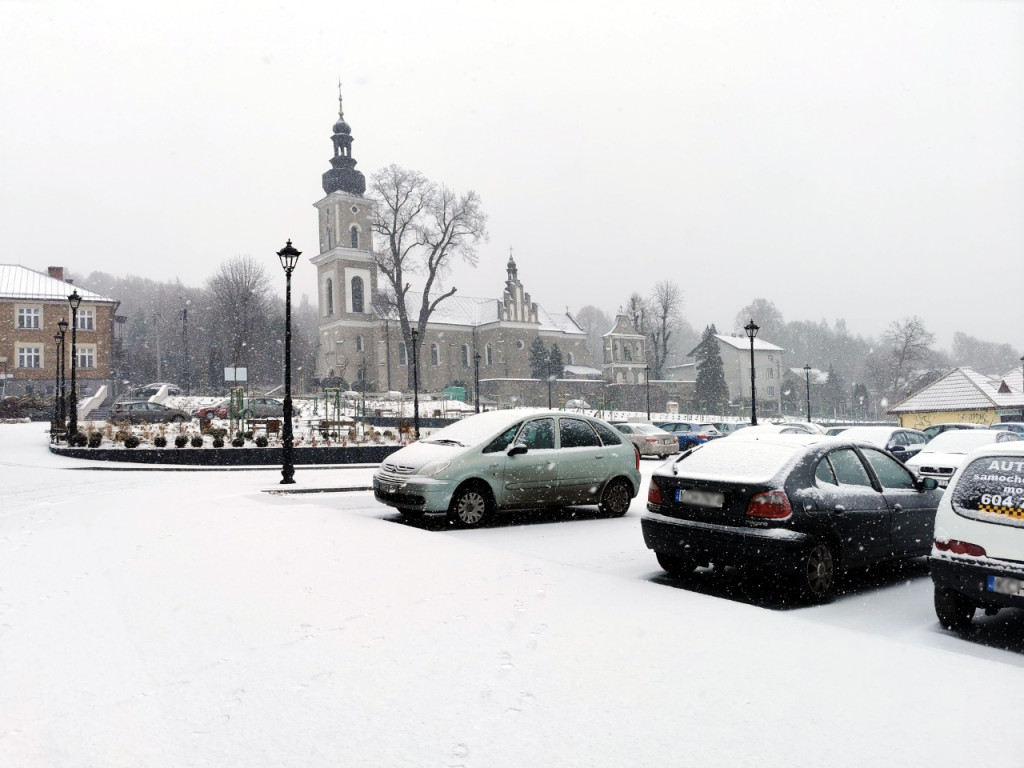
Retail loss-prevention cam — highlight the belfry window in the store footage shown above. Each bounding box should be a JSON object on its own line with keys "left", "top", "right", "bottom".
{"left": 398, "top": 342, "right": 408, "bottom": 366}
{"left": 351, "top": 276, "right": 364, "bottom": 314}
{"left": 350, "top": 226, "right": 359, "bottom": 249}
{"left": 326, "top": 279, "right": 334, "bottom": 315}
{"left": 431, "top": 343, "right": 439, "bottom": 365}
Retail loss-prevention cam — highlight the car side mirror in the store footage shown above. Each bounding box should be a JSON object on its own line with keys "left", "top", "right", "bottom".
{"left": 918, "top": 476, "right": 939, "bottom": 491}
{"left": 507, "top": 443, "right": 528, "bottom": 457}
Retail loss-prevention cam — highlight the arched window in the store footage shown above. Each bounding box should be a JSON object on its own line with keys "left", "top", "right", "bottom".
{"left": 350, "top": 226, "right": 359, "bottom": 249}
{"left": 356, "top": 335, "right": 364, "bottom": 352}
{"left": 461, "top": 344, "right": 470, "bottom": 367}
{"left": 566, "top": 352, "right": 574, "bottom": 365}
{"left": 398, "top": 342, "right": 408, "bottom": 366}
{"left": 431, "top": 343, "right": 439, "bottom": 365}
{"left": 325, "top": 278, "right": 334, "bottom": 315}
{"left": 485, "top": 344, "right": 493, "bottom": 366}
{"left": 326, "top": 226, "right": 333, "bottom": 249}
{"left": 351, "top": 276, "right": 364, "bottom": 314}
{"left": 624, "top": 345, "right": 632, "bottom": 362}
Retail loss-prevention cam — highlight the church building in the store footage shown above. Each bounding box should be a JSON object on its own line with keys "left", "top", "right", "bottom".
{"left": 311, "top": 94, "right": 595, "bottom": 396}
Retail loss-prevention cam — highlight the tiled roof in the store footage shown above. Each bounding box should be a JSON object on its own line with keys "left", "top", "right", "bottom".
{"left": 378, "top": 291, "right": 585, "bottom": 335}
{"left": 890, "top": 367, "right": 1024, "bottom": 413}
{"left": 0, "top": 265, "right": 115, "bottom": 303}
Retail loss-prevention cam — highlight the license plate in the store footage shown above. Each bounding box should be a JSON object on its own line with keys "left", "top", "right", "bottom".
{"left": 677, "top": 489, "right": 725, "bottom": 508}
{"left": 937, "top": 479, "right": 948, "bottom": 487}
{"left": 988, "top": 576, "right": 1024, "bottom": 596}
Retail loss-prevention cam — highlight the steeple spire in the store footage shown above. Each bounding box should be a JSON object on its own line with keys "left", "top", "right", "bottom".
{"left": 322, "top": 84, "right": 366, "bottom": 197}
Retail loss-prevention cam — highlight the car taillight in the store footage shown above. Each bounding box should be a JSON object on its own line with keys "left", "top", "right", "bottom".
{"left": 746, "top": 490, "right": 792, "bottom": 520}
{"left": 644, "top": 437, "right": 658, "bottom": 443}
{"left": 648, "top": 479, "right": 662, "bottom": 504}
{"left": 634, "top": 445, "right": 641, "bottom": 470}
{"left": 934, "top": 539, "right": 986, "bottom": 557}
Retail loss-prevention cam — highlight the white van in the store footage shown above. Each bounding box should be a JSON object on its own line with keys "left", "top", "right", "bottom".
{"left": 930, "top": 442, "right": 1024, "bottom": 631}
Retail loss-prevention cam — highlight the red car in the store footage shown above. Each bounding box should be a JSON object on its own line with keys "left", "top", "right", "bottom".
{"left": 192, "top": 399, "right": 231, "bottom": 420}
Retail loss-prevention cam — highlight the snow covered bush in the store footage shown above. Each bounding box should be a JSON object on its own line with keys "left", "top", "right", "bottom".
{"left": 154, "top": 436, "right": 167, "bottom": 448}
{"left": 174, "top": 435, "right": 188, "bottom": 448}
{"left": 190, "top": 435, "right": 203, "bottom": 448}
{"left": 124, "top": 435, "right": 141, "bottom": 449}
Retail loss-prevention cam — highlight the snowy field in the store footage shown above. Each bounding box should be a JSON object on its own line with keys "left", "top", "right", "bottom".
{"left": 2, "top": 421, "right": 1023, "bottom": 767}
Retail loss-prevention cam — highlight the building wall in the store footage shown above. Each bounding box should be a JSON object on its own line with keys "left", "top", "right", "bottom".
{"left": 896, "top": 409, "right": 998, "bottom": 430}
{"left": 0, "top": 298, "right": 116, "bottom": 396}
{"left": 720, "top": 345, "right": 784, "bottom": 414}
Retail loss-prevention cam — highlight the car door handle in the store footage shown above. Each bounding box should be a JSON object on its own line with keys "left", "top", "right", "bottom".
{"left": 834, "top": 505, "right": 845, "bottom": 514}
{"left": 893, "top": 503, "right": 903, "bottom": 512}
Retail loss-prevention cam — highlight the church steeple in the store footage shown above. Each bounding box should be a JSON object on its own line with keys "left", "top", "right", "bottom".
{"left": 322, "top": 84, "right": 366, "bottom": 197}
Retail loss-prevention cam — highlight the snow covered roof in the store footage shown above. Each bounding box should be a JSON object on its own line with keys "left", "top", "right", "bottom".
{"left": 889, "top": 367, "right": 1024, "bottom": 413}
{"left": 715, "top": 334, "right": 785, "bottom": 352}
{"left": 378, "top": 291, "right": 585, "bottom": 334}
{"left": 0, "top": 264, "right": 115, "bottom": 303}
{"left": 563, "top": 364, "right": 602, "bottom": 377}
{"left": 789, "top": 367, "right": 829, "bottom": 384}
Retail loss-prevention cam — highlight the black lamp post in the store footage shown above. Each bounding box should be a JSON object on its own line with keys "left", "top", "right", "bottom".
{"left": 473, "top": 352, "right": 481, "bottom": 413}
{"left": 411, "top": 328, "right": 420, "bottom": 439}
{"left": 277, "top": 239, "right": 300, "bottom": 485}
{"left": 645, "top": 364, "right": 651, "bottom": 419}
{"left": 547, "top": 358, "right": 553, "bottom": 408}
{"left": 67, "top": 291, "right": 81, "bottom": 439}
{"left": 744, "top": 319, "right": 759, "bottom": 426}
{"left": 57, "top": 318, "right": 68, "bottom": 428}
{"left": 803, "top": 363, "right": 812, "bottom": 423}
{"left": 52, "top": 330, "right": 62, "bottom": 438}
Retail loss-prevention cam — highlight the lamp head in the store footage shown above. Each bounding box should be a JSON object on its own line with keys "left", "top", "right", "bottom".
{"left": 68, "top": 290, "right": 82, "bottom": 310}
{"left": 744, "top": 319, "right": 759, "bottom": 340}
{"left": 54, "top": 332, "right": 62, "bottom": 344}
{"left": 804, "top": 364, "right": 812, "bottom": 373}
{"left": 277, "top": 240, "right": 301, "bottom": 272}
{"left": 58, "top": 318, "right": 68, "bottom": 334}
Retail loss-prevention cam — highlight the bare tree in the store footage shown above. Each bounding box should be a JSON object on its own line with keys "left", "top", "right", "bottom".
{"left": 574, "top": 305, "right": 612, "bottom": 367}
{"left": 882, "top": 315, "right": 936, "bottom": 399}
{"left": 734, "top": 298, "right": 785, "bottom": 342}
{"left": 622, "top": 293, "right": 648, "bottom": 336}
{"left": 206, "top": 255, "right": 274, "bottom": 370}
{"left": 369, "top": 164, "right": 488, "bottom": 386}
{"left": 647, "top": 281, "right": 683, "bottom": 379}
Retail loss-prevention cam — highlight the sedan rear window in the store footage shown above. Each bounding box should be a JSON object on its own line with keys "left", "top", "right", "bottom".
{"left": 951, "top": 456, "right": 1024, "bottom": 528}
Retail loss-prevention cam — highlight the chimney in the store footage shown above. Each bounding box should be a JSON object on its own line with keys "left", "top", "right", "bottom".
{"left": 48, "top": 266, "right": 65, "bottom": 282}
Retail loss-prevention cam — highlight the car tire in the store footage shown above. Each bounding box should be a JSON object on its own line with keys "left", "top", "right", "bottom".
{"left": 599, "top": 478, "right": 632, "bottom": 517}
{"left": 796, "top": 540, "right": 837, "bottom": 603}
{"left": 398, "top": 507, "right": 425, "bottom": 520}
{"left": 447, "top": 483, "right": 492, "bottom": 528}
{"left": 242, "top": 409, "right": 254, "bottom": 420}
{"left": 656, "top": 552, "right": 697, "bottom": 577}
{"left": 934, "top": 586, "right": 976, "bottom": 632}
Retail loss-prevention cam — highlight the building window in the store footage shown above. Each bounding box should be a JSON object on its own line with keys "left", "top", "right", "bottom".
{"left": 17, "top": 346, "right": 42, "bottom": 368}
{"left": 767, "top": 367, "right": 774, "bottom": 379}
{"left": 623, "top": 345, "right": 632, "bottom": 362}
{"left": 431, "top": 343, "right": 439, "bottom": 365}
{"left": 461, "top": 344, "right": 470, "bottom": 367}
{"left": 767, "top": 385, "right": 775, "bottom": 397}
{"left": 326, "top": 279, "right": 334, "bottom": 315}
{"left": 77, "top": 346, "right": 95, "bottom": 369}
{"left": 17, "top": 307, "right": 41, "bottom": 329}
{"left": 76, "top": 309, "right": 94, "bottom": 331}
{"left": 485, "top": 344, "right": 492, "bottom": 366}
{"left": 516, "top": 339, "right": 525, "bottom": 349}
{"left": 350, "top": 226, "right": 359, "bottom": 249}
{"left": 567, "top": 352, "right": 574, "bottom": 365}
{"left": 398, "top": 342, "right": 407, "bottom": 366}
{"left": 351, "top": 276, "right": 364, "bottom": 314}
{"left": 356, "top": 335, "right": 364, "bottom": 352}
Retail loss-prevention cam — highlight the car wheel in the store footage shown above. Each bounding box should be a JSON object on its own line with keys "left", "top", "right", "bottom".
{"left": 398, "top": 507, "right": 425, "bottom": 519}
{"left": 599, "top": 478, "right": 632, "bottom": 517}
{"left": 447, "top": 483, "right": 492, "bottom": 528}
{"left": 797, "top": 540, "right": 837, "bottom": 603}
{"left": 656, "top": 552, "right": 697, "bottom": 577}
{"left": 242, "top": 409, "right": 254, "bottom": 420}
{"left": 934, "top": 586, "right": 976, "bottom": 632}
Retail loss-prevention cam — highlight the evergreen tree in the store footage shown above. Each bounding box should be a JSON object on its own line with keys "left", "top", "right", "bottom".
{"left": 529, "top": 337, "right": 549, "bottom": 379}
{"left": 548, "top": 344, "right": 564, "bottom": 378}
{"left": 692, "top": 325, "right": 730, "bottom": 415}
{"left": 822, "top": 363, "right": 846, "bottom": 418}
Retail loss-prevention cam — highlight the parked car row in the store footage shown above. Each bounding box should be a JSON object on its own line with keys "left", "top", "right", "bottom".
{"left": 110, "top": 396, "right": 288, "bottom": 424}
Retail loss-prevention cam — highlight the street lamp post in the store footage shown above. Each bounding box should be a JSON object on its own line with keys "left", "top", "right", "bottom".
{"left": 645, "top": 364, "right": 651, "bottom": 419}
{"left": 67, "top": 291, "right": 82, "bottom": 440}
{"left": 473, "top": 352, "right": 481, "bottom": 413}
{"left": 277, "top": 239, "right": 300, "bottom": 485}
{"left": 52, "top": 330, "right": 62, "bottom": 438}
{"left": 411, "top": 328, "right": 420, "bottom": 440}
{"left": 744, "top": 319, "right": 759, "bottom": 426}
{"left": 547, "top": 358, "right": 553, "bottom": 408}
{"left": 57, "top": 319, "right": 68, "bottom": 428}
{"left": 803, "top": 363, "right": 812, "bottom": 423}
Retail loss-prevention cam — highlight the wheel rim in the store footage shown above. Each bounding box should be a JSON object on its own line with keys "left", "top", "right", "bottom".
{"left": 804, "top": 544, "right": 834, "bottom": 596}
{"left": 604, "top": 481, "right": 630, "bottom": 514}
{"left": 456, "top": 491, "right": 486, "bottom": 525}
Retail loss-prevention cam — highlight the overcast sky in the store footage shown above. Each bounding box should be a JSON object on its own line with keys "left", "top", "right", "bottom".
{"left": 3, "top": 0, "right": 1022, "bottom": 352}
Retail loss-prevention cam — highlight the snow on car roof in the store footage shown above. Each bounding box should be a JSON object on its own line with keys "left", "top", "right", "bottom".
{"left": 662, "top": 435, "right": 819, "bottom": 484}
{"left": 921, "top": 430, "right": 1020, "bottom": 454}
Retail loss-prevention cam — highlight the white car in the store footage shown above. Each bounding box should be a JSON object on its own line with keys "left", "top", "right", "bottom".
{"left": 904, "top": 429, "right": 1021, "bottom": 487}
{"left": 930, "top": 442, "right": 1024, "bottom": 632}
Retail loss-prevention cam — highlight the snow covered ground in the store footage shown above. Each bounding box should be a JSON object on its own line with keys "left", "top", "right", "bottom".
{"left": 2, "top": 421, "right": 1023, "bottom": 767}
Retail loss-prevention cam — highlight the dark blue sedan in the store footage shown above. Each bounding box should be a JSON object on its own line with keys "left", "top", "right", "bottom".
{"left": 654, "top": 421, "right": 723, "bottom": 450}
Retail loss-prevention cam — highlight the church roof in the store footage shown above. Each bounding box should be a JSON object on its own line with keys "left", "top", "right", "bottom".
{"left": 0, "top": 265, "right": 115, "bottom": 303}
{"left": 889, "top": 367, "right": 1024, "bottom": 413}
{"left": 379, "top": 291, "right": 585, "bottom": 334}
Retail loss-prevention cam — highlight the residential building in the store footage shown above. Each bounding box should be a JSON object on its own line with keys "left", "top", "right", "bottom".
{"left": 889, "top": 367, "right": 1024, "bottom": 429}
{"left": 0, "top": 265, "right": 119, "bottom": 397}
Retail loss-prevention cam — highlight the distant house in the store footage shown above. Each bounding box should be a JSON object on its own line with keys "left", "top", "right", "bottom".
{"left": 0, "top": 265, "right": 119, "bottom": 398}
{"left": 888, "top": 367, "right": 1024, "bottom": 429}
{"left": 686, "top": 334, "right": 785, "bottom": 414}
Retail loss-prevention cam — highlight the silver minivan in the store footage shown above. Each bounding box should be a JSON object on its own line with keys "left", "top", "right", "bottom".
{"left": 373, "top": 409, "right": 642, "bottom": 527}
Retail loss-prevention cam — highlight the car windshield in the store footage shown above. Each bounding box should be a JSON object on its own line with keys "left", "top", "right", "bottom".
{"left": 421, "top": 410, "right": 536, "bottom": 447}
{"left": 923, "top": 430, "right": 1021, "bottom": 454}
{"left": 669, "top": 438, "right": 807, "bottom": 484}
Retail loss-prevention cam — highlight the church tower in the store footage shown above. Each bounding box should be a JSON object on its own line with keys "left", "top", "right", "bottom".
{"left": 311, "top": 88, "right": 378, "bottom": 385}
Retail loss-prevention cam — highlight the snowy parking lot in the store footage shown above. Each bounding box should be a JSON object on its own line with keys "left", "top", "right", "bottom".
{"left": 2, "top": 421, "right": 1023, "bottom": 767}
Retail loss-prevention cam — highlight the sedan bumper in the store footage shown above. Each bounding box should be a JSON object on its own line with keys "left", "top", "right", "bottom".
{"left": 930, "top": 554, "right": 1024, "bottom": 610}
{"left": 372, "top": 475, "right": 454, "bottom": 512}
{"left": 641, "top": 508, "right": 811, "bottom": 569}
